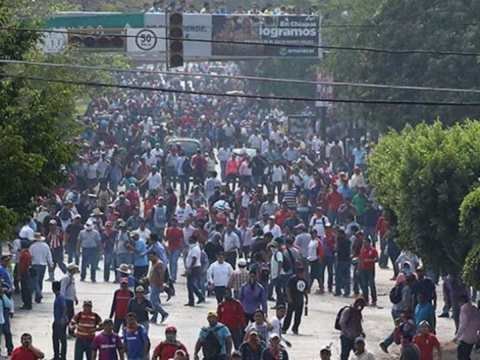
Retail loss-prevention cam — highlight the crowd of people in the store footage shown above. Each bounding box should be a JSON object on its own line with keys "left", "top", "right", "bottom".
{"left": 2, "top": 60, "right": 480, "bottom": 360}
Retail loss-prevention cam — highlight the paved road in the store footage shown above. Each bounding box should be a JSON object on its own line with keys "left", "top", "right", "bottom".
{"left": 10, "top": 263, "right": 456, "bottom": 359}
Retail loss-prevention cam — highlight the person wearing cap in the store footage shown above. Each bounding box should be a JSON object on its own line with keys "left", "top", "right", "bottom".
{"left": 353, "top": 337, "right": 375, "bottom": 360}
{"left": 127, "top": 285, "right": 153, "bottom": 334}
{"left": 228, "top": 257, "right": 249, "bottom": 299}
{"left": 217, "top": 288, "right": 246, "bottom": 350}
{"left": 109, "top": 278, "right": 134, "bottom": 333}
{"left": 29, "top": 232, "right": 53, "bottom": 304}
{"left": 338, "top": 298, "right": 366, "bottom": 360}
{"left": 71, "top": 300, "right": 102, "bottom": 360}
{"left": 92, "top": 319, "right": 124, "bottom": 360}
{"left": 194, "top": 311, "right": 232, "bottom": 360}
{"left": 414, "top": 292, "right": 435, "bottom": 332}
{"left": 207, "top": 252, "right": 234, "bottom": 304}
{"left": 239, "top": 329, "right": 265, "bottom": 359}
{"left": 413, "top": 321, "right": 441, "bottom": 360}
{"left": 282, "top": 264, "right": 308, "bottom": 335}
{"left": 78, "top": 221, "right": 101, "bottom": 283}
{"left": 411, "top": 266, "right": 437, "bottom": 310}
{"left": 60, "top": 263, "right": 79, "bottom": 336}
{"left": 152, "top": 326, "right": 189, "bottom": 360}
{"left": 65, "top": 214, "right": 83, "bottom": 266}
{"left": 123, "top": 312, "right": 149, "bottom": 360}
{"left": 261, "top": 333, "right": 289, "bottom": 360}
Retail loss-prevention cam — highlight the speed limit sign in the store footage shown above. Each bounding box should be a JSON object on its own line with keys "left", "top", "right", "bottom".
{"left": 127, "top": 28, "right": 165, "bottom": 53}
{"left": 135, "top": 29, "right": 157, "bottom": 51}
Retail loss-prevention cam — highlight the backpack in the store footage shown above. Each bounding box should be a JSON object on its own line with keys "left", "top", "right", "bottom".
{"left": 202, "top": 325, "right": 223, "bottom": 359}
{"left": 389, "top": 283, "right": 403, "bottom": 304}
{"left": 334, "top": 306, "right": 350, "bottom": 330}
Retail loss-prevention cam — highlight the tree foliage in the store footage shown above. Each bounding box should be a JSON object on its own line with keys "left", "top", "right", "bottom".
{"left": 459, "top": 187, "right": 480, "bottom": 287}
{"left": 368, "top": 120, "right": 480, "bottom": 274}
{"left": 319, "top": 0, "right": 480, "bottom": 130}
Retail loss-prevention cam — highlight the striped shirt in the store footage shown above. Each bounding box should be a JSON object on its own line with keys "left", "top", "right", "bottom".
{"left": 73, "top": 311, "right": 102, "bottom": 340}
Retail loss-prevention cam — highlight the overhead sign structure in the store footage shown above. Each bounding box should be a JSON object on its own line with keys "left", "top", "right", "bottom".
{"left": 45, "top": 12, "right": 321, "bottom": 59}
{"left": 127, "top": 28, "right": 165, "bottom": 52}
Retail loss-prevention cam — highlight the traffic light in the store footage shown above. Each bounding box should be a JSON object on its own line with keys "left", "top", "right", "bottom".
{"left": 168, "top": 12, "right": 184, "bottom": 68}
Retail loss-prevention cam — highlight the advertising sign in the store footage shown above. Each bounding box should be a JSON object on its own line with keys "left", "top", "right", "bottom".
{"left": 211, "top": 15, "right": 320, "bottom": 57}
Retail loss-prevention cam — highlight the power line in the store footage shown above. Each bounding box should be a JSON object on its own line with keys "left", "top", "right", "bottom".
{"left": 2, "top": 27, "right": 480, "bottom": 57}
{"left": 3, "top": 59, "right": 480, "bottom": 95}
{"left": 2, "top": 73, "right": 480, "bottom": 107}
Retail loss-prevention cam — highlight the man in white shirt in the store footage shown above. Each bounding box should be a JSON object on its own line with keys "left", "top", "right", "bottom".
{"left": 248, "top": 133, "right": 261, "bottom": 150}
{"left": 29, "top": 233, "right": 53, "bottom": 303}
{"left": 185, "top": 238, "right": 205, "bottom": 306}
{"left": 147, "top": 167, "right": 162, "bottom": 193}
{"left": 309, "top": 207, "right": 329, "bottom": 238}
{"left": 223, "top": 222, "right": 240, "bottom": 269}
{"left": 207, "top": 252, "right": 234, "bottom": 304}
{"left": 175, "top": 200, "right": 195, "bottom": 226}
{"left": 269, "top": 305, "right": 291, "bottom": 347}
{"left": 263, "top": 216, "right": 282, "bottom": 240}
{"left": 217, "top": 146, "right": 231, "bottom": 180}
{"left": 353, "top": 337, "right": 375, "bottom": 360}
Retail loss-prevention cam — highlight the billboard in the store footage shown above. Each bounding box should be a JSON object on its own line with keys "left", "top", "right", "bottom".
{"left": 211, "top": 15, "right": 320, "bottom": 57}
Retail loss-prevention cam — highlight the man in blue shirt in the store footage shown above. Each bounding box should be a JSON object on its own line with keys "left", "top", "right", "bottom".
{"left": 194, "top": 312, "right": 232, "bottom": 360}
{"left": 123, "top": 312, "right": 149, "bottom": 360}
{"left": 52, "top": 280, "right": 67, "bottom": 360}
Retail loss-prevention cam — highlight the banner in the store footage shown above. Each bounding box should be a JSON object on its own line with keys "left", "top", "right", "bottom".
{"left": 127, "top": 28, "right": 166, "bottom": 53}
{"left": 145, "top": 13, "right": 212, "bottom": 57}
{"left": 46, "top": 12, "right": 144, "bottom": 28}
{"left": 40, "top": 28, "right": 68, "bottom": 53}
{"left": 211, "top": 15, "right": 320, "bottom": 57}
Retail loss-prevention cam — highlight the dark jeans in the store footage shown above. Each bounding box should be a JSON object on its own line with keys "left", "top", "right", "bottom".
{"left": 320, "top": 256, "right": 334, "bottom": 292}
{"left": 53, "top": 321, "right": 67, "bottom": 360}
{"left": 273, "top": 275, "right": 287, "bottom": 306}
{"left": 51, "top": 246, "right": 67, "bottom": 278}
{"left": 32, "top": 264, "right": 46, "bottom": 302}
{"left": 335, "top": 261, "right": 351, "bottom": 296}
{"left": 66, "top": 299, "right": 75, "bottom": 335}
{"left": 340, "top": 335, "right": 355, "bottom": 360}
{"left": 20, "top": 272, "right": 32, "bottom": 309}
{"left": 134, "top": 265, "right": 148, "bottom": 280}
{"left": 225, "top": 251, "right": 237, "bottom": 269}
{"left": 67, "top": 243, "right": 80, "bottom": 265}
{"left": 230, "top": 327, "right": 243, "bottom": 350}
{"left": 359, "top": 269, "right": 377, "bottom": 303}
{"left": 187, "top": 267, "right": 204, "bottom": 305}
{"left": 379, "top": 238, "right": 388, "bottom": 268}
{"left": 113, "top": 317, "right": 124, "bottom": 334}
{"left": 103, "top": 252, "right": 113, "bottom": 282}
{"left": 352, "top": 264, "right": 360, "bottom": 295}
{"left": 3, "top": 311, "right": 13, "bottom": 353}
{"left": 214, "top": 286, "right": 227, "bottom": 304}
{"left": 458, "top": 341, "right": 474, "bottom": 360}
{"left": 179, "top": 175, "right": 190, "bottom": 195}
{"left": 74, "top": 337, "right": 92, "bottom": 360}
{"left": 81, "top": 247, "right": 97, "bottom": 281}
{"left": 283, "top": 301, "right": 303, "bottom": 333}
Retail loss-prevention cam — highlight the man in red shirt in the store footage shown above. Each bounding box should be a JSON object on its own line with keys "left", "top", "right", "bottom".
{"left": 152, "top": 326, "right": 189, "bottom": 360}
{"left": 217, "top": 288, "right": 246, "bottom": 350}
{"left": 326, "top": 184, "right": 343, "bottom": 224}
{"left": 166, "top": 217, "right": 184, "bottom": 283}
{"left": 18, "top": 242, "right": 33, "bottom": 310}
{"left": 11, "top": 333, "right": 44, "bottom": 360}
{"left": 109, "top": 278, "right": 134, "bottom": 333}
{"left": 274, "top": 201, "right": 292, "bottom": 228}
{"left": 358, "top": 237, "right": 378, "bottom": 306}
{"left": 413, "top": 321, "right": 441, "bottom": 360}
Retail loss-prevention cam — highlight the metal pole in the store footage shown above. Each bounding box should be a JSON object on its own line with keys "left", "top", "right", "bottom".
{"left": 165, "top": 7, "right": 169, "bottom": 71}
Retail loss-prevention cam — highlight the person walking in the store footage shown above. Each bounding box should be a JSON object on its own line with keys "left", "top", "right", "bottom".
{"left": 127, "top": 286, "right": 153, "bottom": 334}
{"left": 46, "top": 219, "right": 68, "bottom": 281}
{"left": 217, "top": 288, "right": 246, "bottom": 350}
{"left": 70, "top": 300, "right": 102, "bottom": 360}
{"left": 207, "top": 252, "right": 234, "bottom": 304}
{"left": 29, "top": 232, "right": 53, "bottom": 304}
{"left": 165, "top": 217, "right": 184, "bottom": 283}
{"left": 456, "top": 294, "right": 480, "bottom": 360}
{"left": 60, "top": 264, "right": 79, "bottom": 336}
{"left": 194, "top": 312, "right": 233, "bottom": 360}
{"left": 335, "top": 228, "right": 351, "bottom": 297}
{"left": 52, "top": 281, "right": 67, "bottom": 360}
{"left": 239, "top": 270, "right": 268, "bottom": 322}
{"left": 185, "top": 237, "right": 205, "bottom": 307}
{"left": 358, "top": 237, "right": 378, "bottom": 306}
{"left": 18, "top": 241, "right": 33, "bottom": 310}
{"left": 78, "top": 221, "right": 101, "bottom": 283}
{"left": 147, "top": 251, "right": 169, "bottom": 324}
{"left": 152, "top": 326, "right": 189, "bottom": 360}
{"left": 338, "top": 298, "right": 366, "bottom": 360}
{"left": 282, "top": 265, "right": 308, "bottom": 335}
{"left": 92, "top": 319, "right": 124, "bottom": 360}
{"left": 123, "top": 312, "right": 150, "bottom": 360}
{"left": 109, "top": 278, "right": 134, "bottom": 333}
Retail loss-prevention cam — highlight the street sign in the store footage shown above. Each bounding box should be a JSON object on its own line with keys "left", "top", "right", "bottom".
{"left": 127, "top": 28, "right": 165, "bottom": 53}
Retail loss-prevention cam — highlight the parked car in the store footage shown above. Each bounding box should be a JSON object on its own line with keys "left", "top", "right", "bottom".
{"left": 164, "top": 137, "right": 201, "bottom": 157}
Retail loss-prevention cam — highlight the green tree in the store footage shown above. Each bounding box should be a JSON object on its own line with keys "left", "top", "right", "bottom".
{"left": 368, "top": 120, "right": 480, "bottom": 274}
